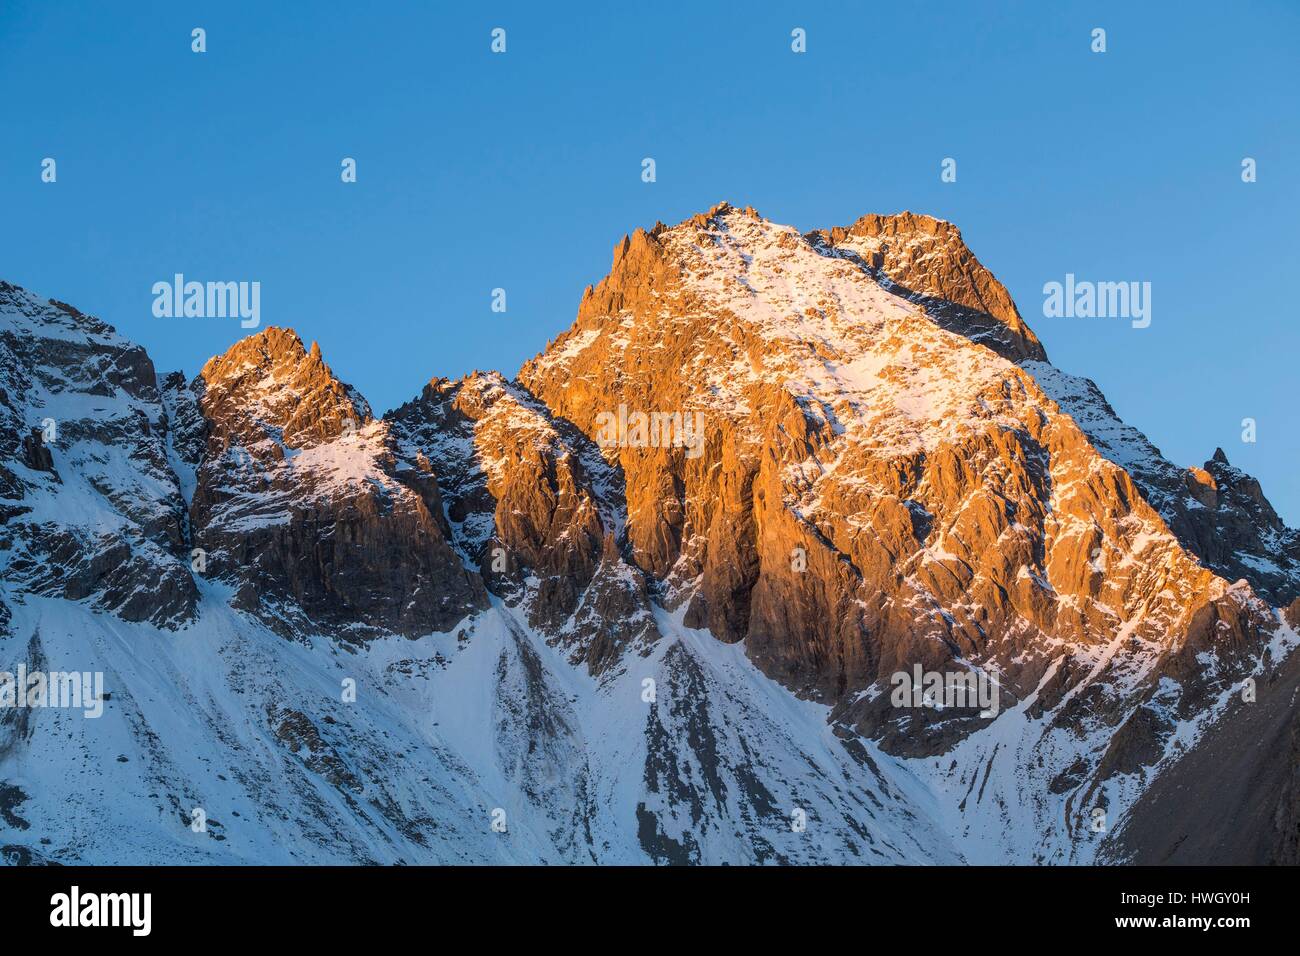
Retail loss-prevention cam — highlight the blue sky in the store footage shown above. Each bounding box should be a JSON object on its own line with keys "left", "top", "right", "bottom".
{"left": 2, "top": 1, "right": 1297, "bottom": 521}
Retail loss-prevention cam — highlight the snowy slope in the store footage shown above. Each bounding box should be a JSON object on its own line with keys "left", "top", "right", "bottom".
{"left": 0, "top": 588, "right": 959, "bottom": 864}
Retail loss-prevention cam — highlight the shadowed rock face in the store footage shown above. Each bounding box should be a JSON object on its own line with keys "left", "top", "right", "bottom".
{"left": 1198, "top": 449, "right": 1300, "bottom": 603}
{"left": 387, "top": 373, "right": 606, "bottom": 630}
{"left": 386, "top": 372, "right": 657, "bottom": 677}
{"left": 1101, "top": 599, "right": 1300, "bottom": 865}
{"left": 0, "top": 282, "right": 198, "bottom": 628}
{"left": 2, "top": 202, "right": 1297, "bottom": 865}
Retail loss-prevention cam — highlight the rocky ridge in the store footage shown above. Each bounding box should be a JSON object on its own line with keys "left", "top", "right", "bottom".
{"left": 1, "top": 204, "right": 1297, "bottom": 864}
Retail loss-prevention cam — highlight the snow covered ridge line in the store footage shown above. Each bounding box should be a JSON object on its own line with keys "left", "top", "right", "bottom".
{"left": 151, "top": 274, "right": 260, "bottom": 328}
{"left": 1042, "top": 273, "right": 1151, "bottom": 328}
{"left": 594, "top": 404, "right": 706, "bottom": 459}
{"left": 0, "top": 666, "right": 105, "bottom": 719}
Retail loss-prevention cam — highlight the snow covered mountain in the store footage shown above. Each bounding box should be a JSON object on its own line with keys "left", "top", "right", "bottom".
{"left": 1, "top": 206, "right": 1297, "bottom": 865}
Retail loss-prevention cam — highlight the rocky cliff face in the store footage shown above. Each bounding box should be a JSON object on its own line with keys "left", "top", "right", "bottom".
{"left": 519, "top": 204, "right": 1276, "bottom": 726}
{"left": 1025, "top": 363, "right": 1300, "bottom": 606}
{"left": 0, "top": 282, "right": 197, "bottom": 627}
{"left": 1, "top": 204, "right": 1296, "bottom": 865}
{"left": 176, "top": 327, "right": 486, "bottom": 640}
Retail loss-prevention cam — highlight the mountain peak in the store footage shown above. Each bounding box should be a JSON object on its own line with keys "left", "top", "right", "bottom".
{"left": 529, "top": 204, "right": 1047, "bottom": 411}
{"left": 1, "top": 278, "right": 133, "bottom": 352}
{"left": 197, "top": 326, "right": 370, "bottom": 449}
{"left": 577, "top": 204, "right": 1046, "bottom": 369}
{"left": 811, "top": 211, "right": 1046, "bottom": 363}
{"left": 201, "top": 325, "right": 304, "bottom": 371}
{"left": 840, "top": 209, "right": 957, "bottom": 238}
{"left": 700, "top": 199, "right": 763, "bottom": 222}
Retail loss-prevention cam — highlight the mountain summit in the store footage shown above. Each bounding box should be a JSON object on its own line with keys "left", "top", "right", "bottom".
{"left": 1, "top": 206, "right": 1297, "bottom": 865}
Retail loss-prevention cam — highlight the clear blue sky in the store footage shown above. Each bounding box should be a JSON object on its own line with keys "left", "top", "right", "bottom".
{"left": 2, "top": 1, "right": 1297, "bottom": 521}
